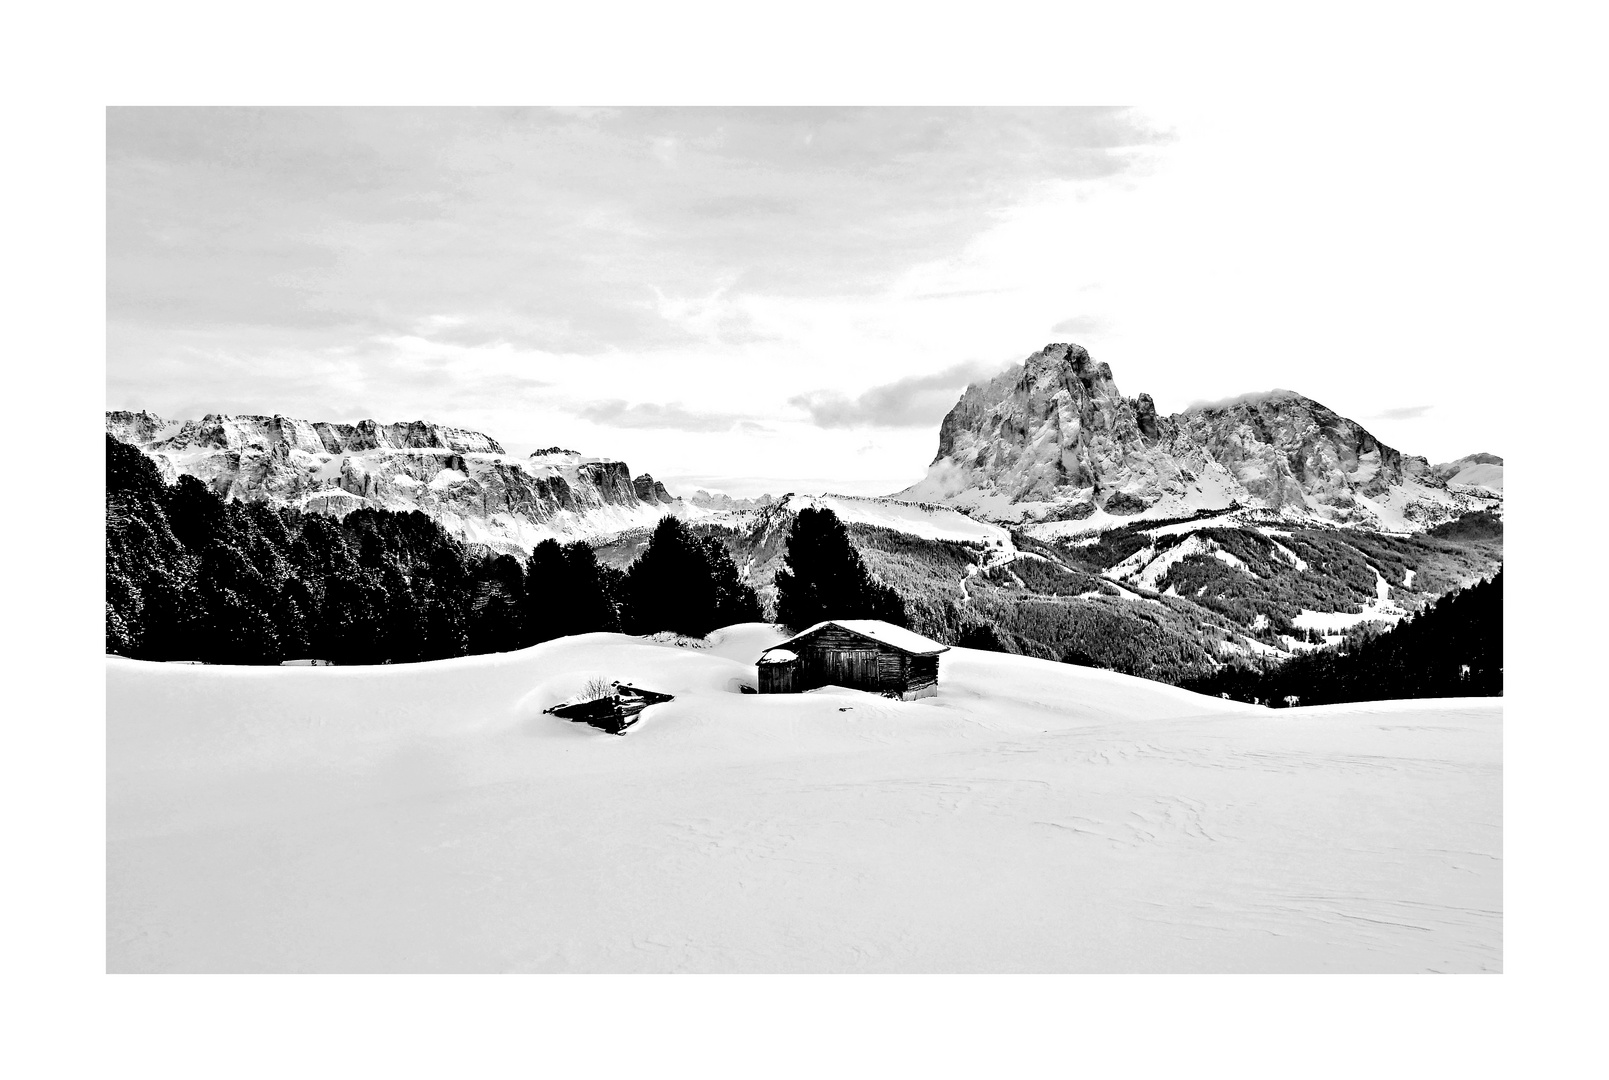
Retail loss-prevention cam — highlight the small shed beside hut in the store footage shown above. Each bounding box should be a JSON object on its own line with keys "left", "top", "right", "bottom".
{"left": 757, "top": 620, "right": 949, "bottom": 700}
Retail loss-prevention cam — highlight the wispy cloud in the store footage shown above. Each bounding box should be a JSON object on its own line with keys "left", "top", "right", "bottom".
{"left": 1049, "top": 314, "right": 1105, "bottom": 338}
{"left": 576, "top": 400, "right": 762, "bottom": 433}
{"left": 790, "top": 358, "right": 1011, "bottom": 429}
{"left": 1372, "top": 405, "right": 1433, "bottom": 421}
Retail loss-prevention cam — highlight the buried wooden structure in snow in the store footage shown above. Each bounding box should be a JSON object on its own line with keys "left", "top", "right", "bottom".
{"left": 757, "top": 619, "right": 949, "bottom": 700}
{"left": 544, "top": 682, "right": 674, "bottom": 735}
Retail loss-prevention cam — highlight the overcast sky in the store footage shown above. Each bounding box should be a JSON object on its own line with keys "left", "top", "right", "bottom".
{"left": 108, "top": 105, "right": 1516, "bottom": 497}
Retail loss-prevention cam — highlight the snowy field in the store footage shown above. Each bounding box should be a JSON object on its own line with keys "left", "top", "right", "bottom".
{"left": 107, "top": 626, "right": 1501, "bottom": 973}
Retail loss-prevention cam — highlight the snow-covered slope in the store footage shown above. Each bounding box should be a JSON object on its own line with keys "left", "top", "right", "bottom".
{"left": 105, "top": 411, "right": 689, "bottom": 553}
{"left": 108, "top": 629, "right": 1501, "bottom": 973}
{"left": 769, "top": 493, "right": 1013, "bottom": 546}
{"left": 897, "top": 343, "right": 1503, "bottom": 534}
{"left": 1433, "top": 453, "right": 1504, "bottom": 494}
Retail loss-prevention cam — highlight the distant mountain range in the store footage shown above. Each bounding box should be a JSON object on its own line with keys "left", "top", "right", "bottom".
{"left": 105, "top": 343, "right": 1504, "bottom": 683}
{"left": 106, "top": 341, "right": 1501, "bottom": 556}
{"left": 104, "top": 410, "right": 682, "bottom": 554}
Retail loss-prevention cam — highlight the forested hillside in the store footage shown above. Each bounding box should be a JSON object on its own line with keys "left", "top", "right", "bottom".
{"left": 107, "top": 431, "right": 1503, "bottom": 699}
{"left": 850, "top": 511, "right": 1501, "bottom": 685}
{"left": 105, "top": 435, "right": 758, "bottom": 664}
{"left": 587, "top": 496, "right": 1503, "bottom": 690}
{"left": 1180, "top": 572, "right": 1503, "bottom": 705}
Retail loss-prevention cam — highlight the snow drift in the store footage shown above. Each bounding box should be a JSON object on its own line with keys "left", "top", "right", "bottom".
{"left": 107, "top": 626, "right": 1501, "bottom": 973}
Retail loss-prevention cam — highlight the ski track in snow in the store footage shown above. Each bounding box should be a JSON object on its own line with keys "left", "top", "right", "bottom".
{"left": 107, "top": 631, "right": 1502, "bottom": 973}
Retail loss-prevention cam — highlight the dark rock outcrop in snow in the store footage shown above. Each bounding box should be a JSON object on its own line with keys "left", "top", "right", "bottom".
{"left": 632, "top": 473, "right": 675, "bottom": 505}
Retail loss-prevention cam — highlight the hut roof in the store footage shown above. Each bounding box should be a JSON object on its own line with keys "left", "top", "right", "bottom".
{"left": 757, "top": 648, "right": 798, "bottom": 664}
{"left": 772, "top": 619, "right": 950, "bottom": 657}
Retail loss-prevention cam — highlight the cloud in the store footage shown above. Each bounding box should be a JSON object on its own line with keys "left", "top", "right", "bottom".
{"left": 1049, "top": 314, "right": 1106, "bottom": 338}
{"left": 576, "top": 400, "right": 758, "bottom": 433}
{"left": 1181, "top": 389, "right": 1302, "bottom": 413}
{"left": 107, "top": 107, "right": 1169, "bottom": 358}
{"left": 790, "top": 358, "right": 1011, "bottom": 429}
{"left": 1372, "top": 405, "right": 1433, "bottom": 421}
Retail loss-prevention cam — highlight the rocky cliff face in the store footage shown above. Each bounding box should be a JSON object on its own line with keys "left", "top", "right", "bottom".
{"left": 899, "top": 343, "right": 1502, "bottom": 533}
{"left": 106, "top": 411, "right": 688, "bottom": 553}
{"left": 632, "top": 473, "right": 676, "bottom": 505}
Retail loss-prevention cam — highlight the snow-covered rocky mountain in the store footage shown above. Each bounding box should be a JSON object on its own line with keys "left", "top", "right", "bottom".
{"left": 105, "top": 410, "right": 688, "bottom": 553}
{"left": 1431, "top": 452, "right": 1504, "bottom": 494}
{"left": 897, "top": 343, "right": 1502, "bottom": 534}
{"left": 688, "top": 490, "right": 777, "bottom": 512}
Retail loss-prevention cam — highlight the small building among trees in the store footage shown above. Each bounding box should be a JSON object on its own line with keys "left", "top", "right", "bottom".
{"left": 757, "top": 619, "right": 949, "bottom": 700}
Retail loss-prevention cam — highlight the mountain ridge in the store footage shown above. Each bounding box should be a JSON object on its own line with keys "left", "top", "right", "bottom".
{"left": 105, "top": 409, "right": 687, "bottom": 554}
{"left": 898, "top": 342, "right": 1502, "bottom": 534}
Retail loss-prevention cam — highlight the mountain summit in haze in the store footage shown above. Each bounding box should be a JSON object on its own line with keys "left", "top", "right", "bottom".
{"left": 898, "top": 343, "right": 1502, "bottom": 533}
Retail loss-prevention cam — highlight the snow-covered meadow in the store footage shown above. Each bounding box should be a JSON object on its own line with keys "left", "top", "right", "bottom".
{"left": 107, "top": 626, "right": 1500, "bottom": 973}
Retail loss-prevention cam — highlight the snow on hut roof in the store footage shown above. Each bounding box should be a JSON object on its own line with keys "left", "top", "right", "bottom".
{"left": 775, "top": 620, "right": 950, "bottom": 656}
{"left": 757, "top": 648, "right": 798, "bottom": 664}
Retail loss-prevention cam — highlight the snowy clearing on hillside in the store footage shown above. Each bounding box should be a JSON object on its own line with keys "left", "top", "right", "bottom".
{"left": 779, "top": 494, "right": 1012, "bottom": 547}
{"left": 1103, "top": 534, "right": 1252, "bottom": 593}
{"left": 108, "top": 628, "right": 1500, "bottom": 973}
{"left": 1290, "top": 569, "right": 1410, "bottom": 634}
{"left": 1143, "top": 511, "right": 1247, "bottom": 538}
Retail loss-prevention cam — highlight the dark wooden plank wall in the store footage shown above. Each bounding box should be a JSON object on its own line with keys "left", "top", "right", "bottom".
{"left": 778, "top": 625, "right": 940, "bottom": 695}
{"left": 759, "top": 663, "right": 798, "bottom": 694}
{"left": 757, "top": 626, "right": 943, "bottom": 697}
{"left": 906, "top": 654, "right": 939, "bottom": 693}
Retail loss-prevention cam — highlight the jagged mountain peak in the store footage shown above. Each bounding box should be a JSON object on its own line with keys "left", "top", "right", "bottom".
{"left": 900, "top": 342, "right": 1501, "bottom": 534}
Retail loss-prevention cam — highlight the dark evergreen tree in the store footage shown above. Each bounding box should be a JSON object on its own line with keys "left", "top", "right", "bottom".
{"left": 420, "top": 580, "right": 470, "bottom": 660}
{"left": 773, "top": 507, "right": 909, "bottom": 631}
{"left": 421, "top": 545, "right": 471, "bottom": 659}
{"left": 135, "top": 566, "right": 205, "bottom": 661}
{"left": 522, "top": 539, "right": 569, "bottom": 644}
{"left": 560, "top": 541, "right": 623, "bottom": 634}
{"left": 624, "top": 516, "right": 718, "bottom": 636}
{"left": 465, "top": 554, "right": 526, "bottom": 653}
{"left": 377, "top": 562, "right": 425, "bottom": 663}
{"left": 701, "top": 535, "right": 764, "bottom": 627}
{"left": 276, "top": 578, "right": 316, "bottom": 659}
{"left": 597, "top": 563, "right": 631, "bottom": 634}
{"left": 316, "top": 573, "right": 386, "bottom": 663}
{"left": 163, "top": 475, "right": 227, "bottom": 552}
{"left": 956, "top": 619, "right": 1009, "bottom": 652}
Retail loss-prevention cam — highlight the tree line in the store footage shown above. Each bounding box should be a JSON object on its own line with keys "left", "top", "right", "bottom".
{"left": 1179, "top": 571, "right": 1503, "bottom": 705}
{"left": 105, "top": 434, "right": 763, "bottom": 665}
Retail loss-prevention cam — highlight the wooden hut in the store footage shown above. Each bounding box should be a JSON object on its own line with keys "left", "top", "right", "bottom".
{"left": 757, "top": 620, "right": 949, "bottom": 700}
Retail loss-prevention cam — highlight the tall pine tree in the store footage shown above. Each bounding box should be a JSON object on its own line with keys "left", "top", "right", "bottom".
{"left": 624, "top": 516, "right": 717, "bottom": 636}
{"left": 522, "top": 539, "right": 569, "bottom": 644}
{"left": 773, "top": 507, "right": 908, "bottom": 631}
{"left": 560, "top": 541, "right": 623, "bottom": 634}
{"left": 701, "top": 535, "right": 764, "bottom": 628}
